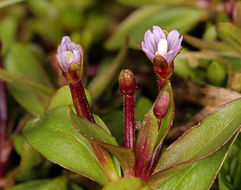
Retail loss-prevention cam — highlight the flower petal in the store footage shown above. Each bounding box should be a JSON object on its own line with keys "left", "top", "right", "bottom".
{"left": 167, "top": 30, "right": 180, "bottom": 51}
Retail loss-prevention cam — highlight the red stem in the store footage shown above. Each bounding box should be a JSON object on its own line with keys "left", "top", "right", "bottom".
{"left": 0, "top": 42, "right": 9, "bottom": 178}
{"left": 69, "top": 80, "right": 117, "bottom": 180}
{"left": 144, "top": 142, "right": 164, "bottom": 182}
{"left": 69, "top": 81, "right": 95, "bottom": 123}
{"left": 0, "top": 49, "right": 7, "bottom": 149}
{"left": 124, "top": 95, "right": 135, "bottom": 151}
{"left": 158, "top": 78, "right": 167, "bottom": 92}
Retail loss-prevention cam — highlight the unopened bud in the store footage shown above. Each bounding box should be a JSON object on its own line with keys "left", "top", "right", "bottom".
{"left": 154, "top": 55, "right": 174, "bottom": 79}
{"left": 57, "top": 36, "right": 84, "bottom": 83}
{"left": 153, "top": 91, "right": 170, "bottom": 119}
{"left": 119, "top": 69, "right": 137, "bottom": 95}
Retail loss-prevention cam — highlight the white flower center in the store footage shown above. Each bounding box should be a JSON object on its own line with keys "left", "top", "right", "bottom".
{"left": 155, "top": 39, "right": 168, "bottom": 56}
{"left": 66, "top": 51, "right": 75, "bottom": 62}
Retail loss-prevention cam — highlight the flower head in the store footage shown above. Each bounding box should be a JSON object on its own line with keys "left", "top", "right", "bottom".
{"left": 141, "top": 26, "right": 183, "bottom": 64}
{"left": 57, "top": 36, "right": 82, "bottom": 72}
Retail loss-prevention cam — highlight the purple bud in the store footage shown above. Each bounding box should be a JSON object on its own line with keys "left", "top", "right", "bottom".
{"left": 57, "top": 36, "right": 82, "bottom": 72}
{"left": 141, "top": 26, "right": 183, "bottom": 65}
{"left": 153, "top": 91, "right": 170, "bottom": 119}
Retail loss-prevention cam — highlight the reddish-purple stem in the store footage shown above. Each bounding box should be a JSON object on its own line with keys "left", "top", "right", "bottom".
{"left": 124, "top": 95, "right": 135, "bottom": 151}
{"left": 158, "top": 78, "right": 167, "bottom": 92}
{"left": 144, "top": 142, "right": 164, "bottom": 182}
{"left": 0, "top": 42, "right": 9, "bottom": 178}
{"left": 69, "top": 81, "right": 95, "bottom": 123}
{"left": 69, "top": 80, "right": 118, "bottom": 180}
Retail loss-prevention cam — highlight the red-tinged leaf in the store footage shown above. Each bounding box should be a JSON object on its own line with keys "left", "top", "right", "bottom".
{"left": 23, "top": 106, "right": 108, "bottom": 185}
{"left": 102, "top": 177, "right": 152, "bottom": 190}
{"left": 148, "top": 134, "right": 237, "bottom": 189}
{"left": 68, "top": 108, "right": 135, "bottom": 177}
{"left": 154, "top": 98, "right": 241, "bottom": 172}
{"left": 135, "top": 113, "right": 158, "bottom": 177}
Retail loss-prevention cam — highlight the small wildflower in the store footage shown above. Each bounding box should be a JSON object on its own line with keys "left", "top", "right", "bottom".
{"left": 57, "top": 36, "right": 83, "bottom": 72}
{"left": 57, "top": 36, "right": 84, "bottom": 83}
{"left": 141, "top": 26, "right": 182, "bottom": 79}
{"left": 141, "top": 26, "right": 183, "bottom": 65}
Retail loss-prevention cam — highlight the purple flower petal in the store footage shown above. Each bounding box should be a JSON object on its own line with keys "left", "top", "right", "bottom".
{"left": 141, "top": 26, "right": 182, "bottom": 64}
{"left": 57, "top": 36, "right": 82, "bottom": 72}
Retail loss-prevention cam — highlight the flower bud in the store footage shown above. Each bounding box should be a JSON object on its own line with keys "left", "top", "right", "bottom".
{"left": 119, "top": 69, "right": 137, "bottom": 96}
{"left": 153, "top": 91, "right": 170, "bottom": 119}
{"left": 57, "top": 36, "right": 84, "bottom": 83}
{"left": 153, "top": 55, "right": 174, "bottom": 79}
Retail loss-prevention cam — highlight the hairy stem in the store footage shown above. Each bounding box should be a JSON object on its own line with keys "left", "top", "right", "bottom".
{"left": 124, "top": 95, "right": 135, "bottom": 151}
{"left": 69, "top": 81, "right": 95, "bottom": 122}
{"left": 69, "top": 80, "right": 118, "bottom": 181}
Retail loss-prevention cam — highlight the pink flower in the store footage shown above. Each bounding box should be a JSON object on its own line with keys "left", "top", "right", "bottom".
{"left": 141, "top": 26, "right": 183, "bottom": 64}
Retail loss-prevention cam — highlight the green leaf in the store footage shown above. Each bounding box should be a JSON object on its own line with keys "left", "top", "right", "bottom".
{"left": 68, "top": 108, "right": 117, "bottom": 145}
{"left": 11, "top": 180, "right": 50, "bottom": 190}
{"left": 68, "top": 107, "right": 135, "bottom": 177}
{"left": 184, "top": 34, "right": 240, "bottom": 57}
{"left": 23, "top": 106, "right": 108, "bottom": 185}
{"left": 206, "top": 60, "right": 227, "bottom": 86}
{"left": 88, "top": 44, "right": 127, "bottom": 101}
{"left": 68, "top": 183, "right": 85, "bottom": 190}
{"left": 40, "top": 176, "right": 68, "bottom": 190}
{"left": 102, "top": 111, "right": 124, "bottom": 145}
{"left": 218, "top": 135, "right": 241, "bottom": 190}
{"left": 217, "top": 23, "right": 241, "bottom": 54}
{"left": 118, "top": 0, "right": 194, "bottom": 7}
{"left": 13, "top": 134, "right": 25, "bottom": 155}
{"left": 47, "top": 86, "right": 92, "bottom": 111}
{"left": 102, "top": 177, "right": 152, "bottom": 190}
{"left": 93, "top": 114, "right": 112, "bottom": 135}
{"left": 99, "top": 143, "right": 135, "bottom": 177}
{"left": 3, "top": 43, "right": 54, "bottom": 115}
{"left": 0, "top": 69, "right": 54, "bottom": 96}
{"left": 174, "top": 49, "right": 193, "bottom": 78}
{"left": 149, "top": 135, "right": 237, "bottom": 189}
{"left": 105, "top": 6, "right": 208, "bottom": 50}
{"left": 0, "top": 0, "right": 26, "bottom": 8}
{"left": 17, "top": 141, "right": 43, "bottom": 181}
{"left": 136, "top": 97, "right": 152, "bottom": 122}
{"left": 11, "top": 176, "right": 68, "bottom": 190}
{"left": 155, "top": 98, "right": 241, "bottom": 172}
{"left": 0, "top": 17, "right": 17, "bottom": 54}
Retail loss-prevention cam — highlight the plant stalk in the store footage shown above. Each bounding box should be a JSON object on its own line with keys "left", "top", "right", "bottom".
{"left": 69, "top": 80, "right": 118, "bottom": 181}
{"left": 0, "top": 42, "right": 10, "bottom": 178}
{"left": 124, "top": 95, "right": 135, "bottom": 151}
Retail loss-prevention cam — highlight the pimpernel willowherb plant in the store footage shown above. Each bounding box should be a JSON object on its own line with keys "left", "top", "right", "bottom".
{"left": 0, "top": 19, "right": 240, "bottom": 188}
{"left": 19, "top": 26, "right": 241, "bottom": 189}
